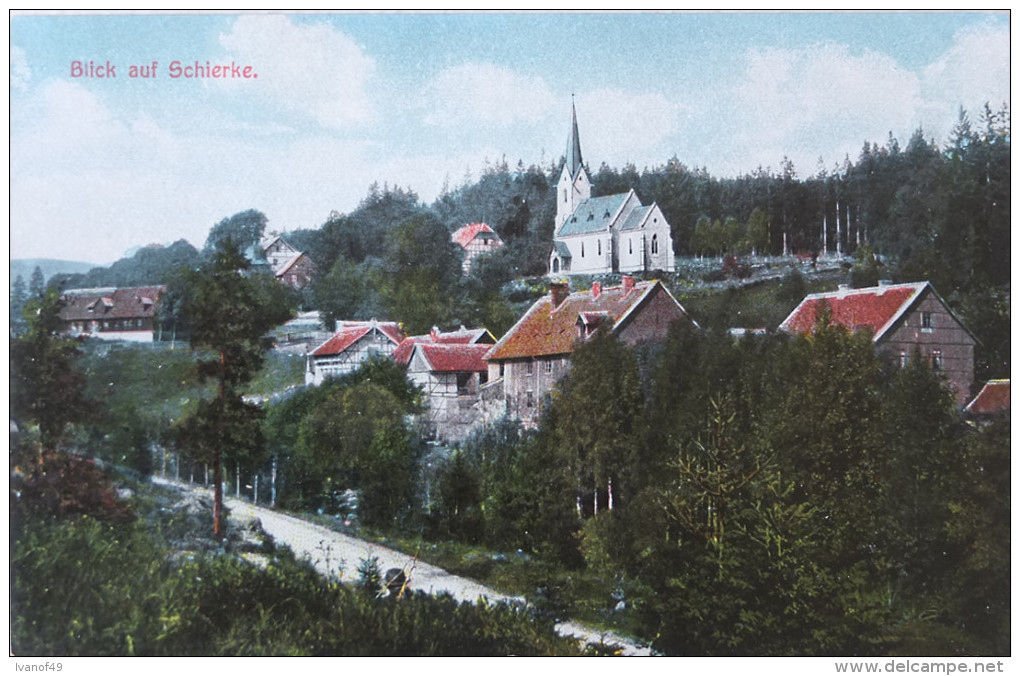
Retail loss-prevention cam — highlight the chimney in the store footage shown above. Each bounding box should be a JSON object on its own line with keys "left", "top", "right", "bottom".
{"left": 430, "top": 326, "right": 439, "bottom": 341}
{"left": 549, "top": 281, "right": 569, "bottom": 310}
{"left": 592, "top": 281, "right": 601, "bottom": 299}
{"left": 622, "top": 275, "right": 635, "bottom": 294}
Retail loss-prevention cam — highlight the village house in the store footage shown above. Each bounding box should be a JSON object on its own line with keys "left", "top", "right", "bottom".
{"left": 779, "top": 281, "right": 977, "bottom": 405}
{"left": 548, "top": 104, "right": 675, "bottom": 276}
{"left": 393, "top": 327, "right": 496, "bottom": 442}
{"left": 452, "top": 223, "right": 504, "bottom": 274}
{"left": 58, "top": 286, "right": 165, "bottom": 342}
{"left": 246, "top": 235, "right": 318, "bottom": 290}
{"left": 965, "top": 379, "right": 1010, "bottom": 421}
{"left": 305, "top": 320, "right": 405, "bottom": 386}
{"left": 485, "top": 275, "right": 696, "bottom": 427}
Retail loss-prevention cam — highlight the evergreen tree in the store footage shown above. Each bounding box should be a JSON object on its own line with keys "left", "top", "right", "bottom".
{"left": 10, "top": 274, "right": 28, "bottom": 333}
{"left": 10, "top": 289, "right": 96, "bottom": 453}
{"left": 175, "top": 239, "right": 293, "bottom": 537}
{"left": 28, "top": 265, "right": 45, "bottom": 298}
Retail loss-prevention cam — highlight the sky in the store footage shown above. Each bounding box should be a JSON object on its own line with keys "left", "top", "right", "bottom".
{"left": 9, "top": 11, "right": 1011, "bottom": 264}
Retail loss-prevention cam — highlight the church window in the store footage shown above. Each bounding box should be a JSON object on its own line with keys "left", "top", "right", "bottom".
{"left": 563, "top": 189, "right": 567, "bottom": 203}
{"left": 651, "top": 234, "right": 659, "bottom": 254}
{"left": 587, "top": 213, "right": 594, "bottom": 221}
{"left": 629, "top": 238, "right": 632, "bottom": 254}
{"left": 597, "top": 239, "right": 601, "bottom": 255}
{"left": 581, "top": 242, "right": 585, "bottom": 257}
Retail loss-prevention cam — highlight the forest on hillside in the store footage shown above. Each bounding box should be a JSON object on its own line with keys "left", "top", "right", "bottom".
{"left": 16, "top": 103, "right": 1009, "bottom": 381}
{"left": 10, "top": 104, "right": 1010, "bottom": 657}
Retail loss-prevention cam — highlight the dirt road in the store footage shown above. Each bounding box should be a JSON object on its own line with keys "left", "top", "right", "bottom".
{"left": 155, "top": 478, "right": 652, "bottom": 655}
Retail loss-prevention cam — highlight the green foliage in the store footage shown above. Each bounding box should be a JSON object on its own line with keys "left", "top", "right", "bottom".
{"left": 10, "top": 288, "right": 97, "bottom": 451}
{"left": 202, "top": 209, "right": 268, "bottom": 257}
{"left": 11, "top": 507, "right": 581, "bottom": 656}
{"left": 382, "top": 213, "right": 462, "bottom": 334}
{"left": 176, "top": 239, "right": 294, "bottom": 536}
{"left": 547, "top": 331, "right": 644, "bottom": 515}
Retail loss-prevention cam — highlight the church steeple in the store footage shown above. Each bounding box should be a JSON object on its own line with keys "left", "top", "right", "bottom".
{"left": 565, "top": 98, "right": 584, "bottom": 180}
{"left": 555, "top": 99, "right": 592, "bottom": 231}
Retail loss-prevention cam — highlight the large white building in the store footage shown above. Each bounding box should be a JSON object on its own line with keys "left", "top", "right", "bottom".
{"left": 549, "top": 104, "right": 675, "bottom": 276}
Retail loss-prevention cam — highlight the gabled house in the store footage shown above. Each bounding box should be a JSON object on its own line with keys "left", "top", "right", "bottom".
{"left": 485, "top": 275, "right": 696, "bottom": 426}
{"left": 966, "top": 379, "right": 1010, "bottom": 420}
{"left": 274, "top": 252, "right": 317, "bottom": 290}
{"left": 392, "top": 326, "right": 496, "bottom": 441}
{"left": 779, "top": 281, "right": 977, "bottom": 404}
{"left": 548, "top": 103, "right": 675, "bottom": 275}
{"left": 452, "top": 223, "right": 504, "bottom": 274}
{"left": 262, "top": 235, "right": 300, "bottom": 269}
{"left": 247, "top": 235, "right": 318, "bottom": 290}
{"left": 406, "top": 342, "right": 493, "bottom": 442}
{"left": 58, "top": 286, "right": 165, "bottom": 342}
{"left": 305, "top": 320, "right": 405, "bottom": 386}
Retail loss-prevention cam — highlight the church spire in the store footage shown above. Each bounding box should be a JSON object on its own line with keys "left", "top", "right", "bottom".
{"left": 565, "top": 97, "right": 583, "bottom": 180}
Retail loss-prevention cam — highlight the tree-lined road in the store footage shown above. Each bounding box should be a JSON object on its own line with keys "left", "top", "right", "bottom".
{"left": 154, "top": 478, "right": 652, "bottom": 655}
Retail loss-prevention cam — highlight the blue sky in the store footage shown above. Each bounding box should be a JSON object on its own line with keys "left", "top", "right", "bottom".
{"left": 10, "top": 11, "right": 1010, "bottom": 264}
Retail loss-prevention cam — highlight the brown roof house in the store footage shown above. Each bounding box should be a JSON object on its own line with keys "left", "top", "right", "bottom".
{"left": 452, "top": 223, "right": 504, "bottom": 275}
{"left": 780, "top": 281, "right": 977, "bottom": 405}
{"left": 393, "top": 326, "right": 496, "bottom": 441}
{"left": 485, "top": 275, "right": 696, "bottom": 426}
{"left": 58, "top": 286, "right": 165, "bottom": 342}
{"left": 305, "top": 320, "right": 405, "bottom": 386}
{"left": 257, "top": 235, "right": 318, "bottom": 290}
{"left": 966, "top": 379, "right": 1010, "bottom": 420}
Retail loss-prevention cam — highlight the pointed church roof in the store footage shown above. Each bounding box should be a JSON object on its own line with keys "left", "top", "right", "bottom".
{"left": 565, "top": 100, "right": 584, "bottom": 180}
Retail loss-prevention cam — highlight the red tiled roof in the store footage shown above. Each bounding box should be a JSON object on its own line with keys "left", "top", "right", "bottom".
{"left": 452, "top": 222, "right": 498, "bottom": 249}
{"left": 311, "top": 321, "right": 404, "bottom": 357}
{"left": 966, "top": 380, "right": 1010, "bottom": 415}
{"left": 779, "top": 282, "right": 927, "bottom": 341}
{"left": 486, "top": 279, "right": 674, "bottom": 360}
{"left": 415, "top": 343, "right": 491, "bottom": 373}
{"left": 393, "top": 327, "right": 495, "bottom": 365}
{"left": 59, "top": 286, "right": 165, "bottom": 322}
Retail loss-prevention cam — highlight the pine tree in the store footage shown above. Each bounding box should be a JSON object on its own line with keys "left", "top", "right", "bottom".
{"left": 175, "top": 239, "right": 293, "bottom": 537}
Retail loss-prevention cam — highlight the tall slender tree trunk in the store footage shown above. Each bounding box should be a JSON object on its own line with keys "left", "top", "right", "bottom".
{"left": 214, "top": 451, "right": 223, "bottom": 539}
{"left": 213, "top": 350, "right": 226, "bottom": 540}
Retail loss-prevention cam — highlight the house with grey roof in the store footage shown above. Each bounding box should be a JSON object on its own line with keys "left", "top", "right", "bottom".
{"left": 548, "top": 104, "right": 675, "bottom": 275}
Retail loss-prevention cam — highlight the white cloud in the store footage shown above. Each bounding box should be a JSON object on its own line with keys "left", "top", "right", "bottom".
{"left": 10, "top": 45, "right": 30, "bottom": 90}
{"left": 717, "top": 43, "right": 923, "bottom": 175}
{"left": 920, "top": 22, "right": 1010, "bottom": 134}
{"left": 421, "top": 62, "right": 557, "bottom": 127}
{"left": 219, "top": 15, "right": 377, "bottom": 128}
{"left": 575, "top": 89, "right": 681, "bottom": 169}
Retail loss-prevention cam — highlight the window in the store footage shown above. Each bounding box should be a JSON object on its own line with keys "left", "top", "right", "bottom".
{"left": 581, "top": 241, "right": 585, "bottom": 257}
{"left": 597, "top": 239, "right": 601, "bottom": 256}
{"left": 921, "top": 312, "right": 934, "bottom": 332}
{"left": 526, "top": 390, "right": 534, "bottom": 408}
{"left": 563, "top": 188, "right": 567, "bottom": 203}
{"left": 899, "top": 351, "right": 908, "bottom": 368}
{"left": 587, "top": 213, "right": 594, "bottom": 221}
{"left": 526, "top": 360, "right": 534, "bottom": 376}
{"left": 629, "top": 238, "right": 632, "bottom": 254}
{"left": 651, "top": 234, "right": 658, "bottom": 254}
{"left": 931, "top": 350, "right": 943, "bottom": 371}
{"left": 545, "top": 359, "right": 553, "bottom": 374}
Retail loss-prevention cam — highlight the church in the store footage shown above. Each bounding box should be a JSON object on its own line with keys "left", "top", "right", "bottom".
{"left": 548, "top": 104, "right": 675, "bottom": 276}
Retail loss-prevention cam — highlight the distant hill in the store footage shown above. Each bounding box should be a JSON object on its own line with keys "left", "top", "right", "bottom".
{"left": 10, "top": 258, "right": 105, "bottom": 287}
